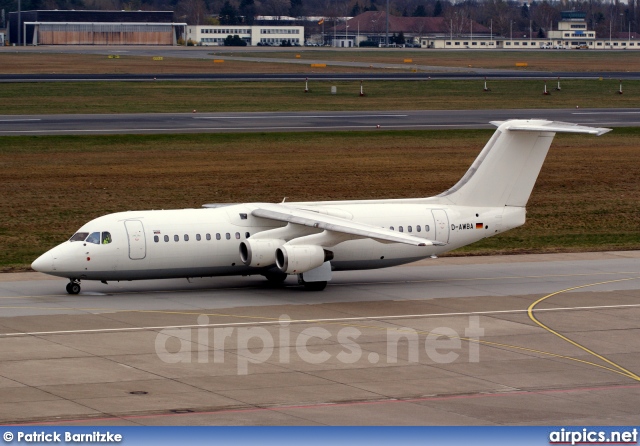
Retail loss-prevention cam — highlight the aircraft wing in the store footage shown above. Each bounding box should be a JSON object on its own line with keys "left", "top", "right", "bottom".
{"left": 251, "top": 203, "right": 445, "bottom": 247}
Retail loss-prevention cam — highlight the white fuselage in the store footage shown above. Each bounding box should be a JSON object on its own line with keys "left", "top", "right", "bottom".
{"left": 33, "top": 202, "right": 525, "bottom": 282}
{"left": 31, "top": 119, "right": 611, "bottom": 290}
{"left": 32, "top": 119, "right": 610, "bottom": 294}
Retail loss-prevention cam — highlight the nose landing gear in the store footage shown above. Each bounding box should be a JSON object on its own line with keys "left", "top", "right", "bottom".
{"left": 66, "top": 280, "right": 81, "bottom": 295}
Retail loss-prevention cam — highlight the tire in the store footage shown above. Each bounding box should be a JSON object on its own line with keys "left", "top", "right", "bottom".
{"left": 66, "top": 282, "right": 81, "bottom": 295}
{"left": 263, "top": 272, "right": 288, "bottom": 284}
{"left": 303, "top": 281, "right": 327, "bottom": 291}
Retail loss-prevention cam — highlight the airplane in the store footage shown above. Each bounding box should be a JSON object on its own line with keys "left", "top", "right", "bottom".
{"left": 31, "top": 120, "right": 610, "bottom": 294}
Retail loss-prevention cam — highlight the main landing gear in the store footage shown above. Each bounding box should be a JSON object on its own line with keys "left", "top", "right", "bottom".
{"left": 298, "top": 275, "right": 327, "bottom": 291}
{"left": 262, "top": 271, "right": 288, "bottom": 285}
{"left": 262, "top": 272, "right": 328, "bottom": 291}
{"left": 302, "top": 281, "right": 327, "bottom": 291}
{"left": 66, "top": 280, "right": 81, "bottom": 295}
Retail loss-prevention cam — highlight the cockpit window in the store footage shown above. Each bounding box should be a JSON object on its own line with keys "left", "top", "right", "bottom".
{"left": 102, "top": 232, "right": 112, "bottom": 244}
{"left": 70, "top": 232, "right": 89, "bottom": 242}
{"left": 85, "top": 232, "right": 101, "bottom": 244}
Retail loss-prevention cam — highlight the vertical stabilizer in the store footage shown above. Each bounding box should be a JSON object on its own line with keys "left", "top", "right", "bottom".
{"left": 437, "top": 120, "right": 610, "bottom": 208}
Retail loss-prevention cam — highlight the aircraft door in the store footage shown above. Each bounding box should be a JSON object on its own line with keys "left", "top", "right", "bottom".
{"left": 431, "top": 209, "right": 450, "bottom": 244}
{"left": 124, "top": 220, "right": 146, "bottom": 260}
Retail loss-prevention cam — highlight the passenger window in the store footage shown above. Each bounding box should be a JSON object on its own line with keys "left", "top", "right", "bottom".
{"left": 206, "top": 233, "right": 211, "bottom": 241}
{"left": 390, "top": 226, "right": 394, "bottom": 231}
{"left": 235, "top": 232, "right": 240, "bottom": 239}
{"left": 425, "top": 225, "right": 430, "bottom": 232}
{"left": 399, "top": 226, "right": 404, "bottom": 233}
{"left": 164, "top": 235, "right": 169, "bottom": 242}
{"left": 70, "top": 232, "right": 89, "bottom": 242}
{"left": 216, "top": 233, "right": 221, "bottom": 240}
{"left": 226, "top": 233, "right": 231, "bottom": 240}
{"left": 101, "top": 232, "right": 112, "bottom": 244}
{"left": 86, "top": 232, "right": 101, "bottom": 244}
{"left": 154, "top": 235, "right": 159, "bottom": 243}
{"left": 184, "top": 234, "right": 189, "bottom": 241}
{"left": 408, "top": 226, "right": 412, "bottom": 233}
{"left": 245, "top": 232, "right": 250, "bottom": 238}
{"left": 196, "top": 234, "right": 201, "bottom": 241}
{"left": 417, "top": 225, "right": 421, "bottom": 232}
{"left": 174, "top": 235, "right": 179, "bottom": 242}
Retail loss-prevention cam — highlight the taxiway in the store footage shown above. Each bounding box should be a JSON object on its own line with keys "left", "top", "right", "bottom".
{"left": 1, "top": 108, "right": 639, "bottom": 136}
{"left": 0, "top": 251, "right": 638, "bottom": 425}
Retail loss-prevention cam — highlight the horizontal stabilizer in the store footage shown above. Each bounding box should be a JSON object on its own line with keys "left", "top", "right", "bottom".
{"left": 202, "top": 203, "right": 237, "bottom": 208}
{"left": 490, "top": 120, "right": 611, "bottom": 136}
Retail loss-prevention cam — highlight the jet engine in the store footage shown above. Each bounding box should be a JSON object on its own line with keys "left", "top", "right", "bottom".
{"left": 239, "top": 239, "right": 284, "bottom": 267}
{"left": 275, "top": 245, "right": 334, "bottom": 274}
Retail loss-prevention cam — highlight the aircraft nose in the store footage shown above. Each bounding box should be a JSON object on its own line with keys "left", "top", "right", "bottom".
{"left": 31, "top": 251, "right": 54, "bottom": 273}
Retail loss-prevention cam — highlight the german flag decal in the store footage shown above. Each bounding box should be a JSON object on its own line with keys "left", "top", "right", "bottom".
{"left": 476, "top": 223, "right": 484, "bottom": 229}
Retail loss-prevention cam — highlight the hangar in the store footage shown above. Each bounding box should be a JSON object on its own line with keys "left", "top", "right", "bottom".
{"left": 8, "top": 10, "right": 186, "bottom": 46}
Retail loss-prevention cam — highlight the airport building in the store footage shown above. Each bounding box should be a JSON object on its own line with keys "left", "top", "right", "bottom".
{"left": 421, "top": 11, "right": 638, "bottom": 50}
{"left": 186, "top": 25, "right": 304, "bottom": 46}
{"left": 329, "top": 11, "right": 490, "bottom": 47}
{"left": 8, "top": 10, "right": 186, "bottom": 46}
{"left": 328, "top": 10, "right": 638, "bottom": 50}
{"left": 548, "top": 11, "right": 595, "bottom": 41}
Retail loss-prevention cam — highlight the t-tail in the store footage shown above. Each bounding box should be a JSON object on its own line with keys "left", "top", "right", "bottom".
{"left": 437, "top": 120, "right": 611, "bottom": 208}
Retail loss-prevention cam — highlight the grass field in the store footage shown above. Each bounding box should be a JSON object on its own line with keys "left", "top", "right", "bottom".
{"left": 1, "top": 129, "right": 638, "bottom": 270}
{"left": 236, "top": 48, "right": 640, "bottom": 72}
{"left": 0, "top": 78, "right": 636, "bottom": 115}
{"left": 0, "top": 52, "right": 383, "bottom": 75}
{"left": 3, "top": 50, "right": 640, "bottom": 73}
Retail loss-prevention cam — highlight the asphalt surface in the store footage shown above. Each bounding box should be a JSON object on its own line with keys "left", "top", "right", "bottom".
{"left": 1, "top": 108, "right": 638, "bottom": 136}
{"left": 0, "top": 251, "right": 639, "bottom": 425}
{"left": 2, "top": 46, "right": 639, "bottom": 426}
{"left": 2, "top": 46, "right": 639, "bottom": 81}
{"left": 1, "top": 72, "right": 637, "bottom": 82}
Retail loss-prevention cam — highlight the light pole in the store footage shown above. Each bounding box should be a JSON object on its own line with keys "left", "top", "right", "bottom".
{"left": 386, "top": 0, "right": 389, "bottom": 47}
{"left": 18, "top": 0, "right": 21, "bottom": 46}
{"left": 344, "top": 22, "right": 349, "bottom": 47}
{"left": 609, "top": 19, "right": 612, "bottom": 47}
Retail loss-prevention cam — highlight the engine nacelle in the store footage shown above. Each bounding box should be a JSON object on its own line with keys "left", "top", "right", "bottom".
{"left": 239, "top": 239, "right": 284, "bottom": 267}
{"left": 275, "top": 245, "right": 334, "bottom": 274}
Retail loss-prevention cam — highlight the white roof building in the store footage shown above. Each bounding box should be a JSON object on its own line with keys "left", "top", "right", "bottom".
{"left": 187, "top": 25, "right": 303, "bottom": 46}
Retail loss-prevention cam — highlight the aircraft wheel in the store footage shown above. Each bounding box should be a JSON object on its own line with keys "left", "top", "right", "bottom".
{"left": 263, "top": 272, "right": 288, "bottom": 284}
{"left": 66, "top": 282, "right": 81, "bottom": 295}
{"left": 303, "top": 281, "right": 327, "bottom": 291}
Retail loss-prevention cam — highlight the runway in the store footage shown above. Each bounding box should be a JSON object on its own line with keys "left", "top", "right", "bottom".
{"left": 2, "top": 46, "right": 640, "bottom": 81}
{"left": 0, "top": 251, "right": 638, "bottom": 425}
{"left": 1, "top": 108, "right": 639, "bottom": 136}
